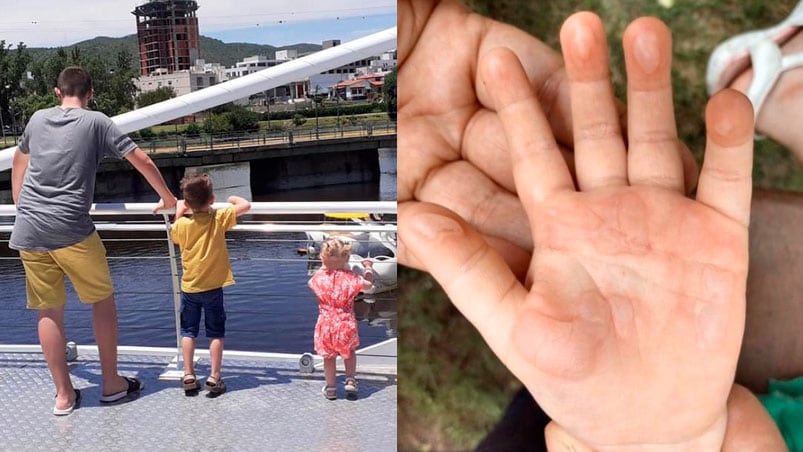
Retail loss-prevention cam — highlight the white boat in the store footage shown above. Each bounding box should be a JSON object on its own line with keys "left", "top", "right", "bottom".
{"left": 303, "top": 213, "right": 398, "bottom": 297}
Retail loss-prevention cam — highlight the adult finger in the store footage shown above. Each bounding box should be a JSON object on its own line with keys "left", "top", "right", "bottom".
{"left": 416, "top": 160, "right": 533, "bottom": 251}
{"left": 397, "top": 0, "right": 437, "bottom": 66}
{"left": 696, "top": 89, "right": 754, "bottom": 228}
{"left": 463, "top": 108, "right": 576, "bottom": 194}
{"left": 398, "top": 201, "right": 527, "bottom": 355}
{"left": 478, "top": 47, "right": 574, "bottom": 208}
{"left": 560, "top": 12, "right": 627, "bottom": 191}
{"left": 623, "top": 17, "right": 685, "bottom": 193}
{"left": 473, "top": 15, "right": 575, "bottom": 148}
{"left": 397, "top": 204, "right": 530, "bottom": 281}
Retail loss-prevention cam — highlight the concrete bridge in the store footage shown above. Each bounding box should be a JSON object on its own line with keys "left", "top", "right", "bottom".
{"left": 0, "top": 132, "right": 397, "bottom": 201}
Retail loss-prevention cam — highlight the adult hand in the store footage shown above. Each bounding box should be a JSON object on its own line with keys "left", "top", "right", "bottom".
{"left": 400, "top": 12, "right": 754, "bottom": 450}
{"left": 398, "top": 0, "right": 572, "bottom": 277}
{"left": 153, "top": 196, "right": 177, "bottom": 215}
{"left": 398, "top": 0, "right": 698, "bottom": 279}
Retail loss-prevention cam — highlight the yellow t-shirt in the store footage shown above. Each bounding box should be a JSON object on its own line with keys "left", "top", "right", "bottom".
{"left": 170, "top": 206, "right": 237, "bottom": 293}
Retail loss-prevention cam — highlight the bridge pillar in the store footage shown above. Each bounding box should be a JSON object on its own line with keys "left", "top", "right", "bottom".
{"left": 377, "top": 147, "right": 397, "bottom": 202}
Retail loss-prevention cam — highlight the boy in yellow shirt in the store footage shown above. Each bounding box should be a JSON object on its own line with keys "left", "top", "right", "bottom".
{"left": 170, "top": 173, "right": 250, "bottom": 395}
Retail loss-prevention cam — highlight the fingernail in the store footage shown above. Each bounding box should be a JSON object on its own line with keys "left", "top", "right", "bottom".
{"left": 633, "top": 30, "right": 660, "bottom": 73}
{"left": 410, "top": 213, "right": 464, "bottom": 241}
{"left": 571, "top": 23, "right": 593, "bottom": 61}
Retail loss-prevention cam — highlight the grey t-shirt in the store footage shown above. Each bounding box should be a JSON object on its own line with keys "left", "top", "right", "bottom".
{"left": 9, "top": 107, "right": 137, "bottom": 251}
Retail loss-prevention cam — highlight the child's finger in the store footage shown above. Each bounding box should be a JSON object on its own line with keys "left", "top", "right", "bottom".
{"left": 560, "top": 12, "right": 627, "bottom": 191}
{"left": 478, "top": 47, "right": 575, "bottom": 208}
{"left": 398, "top": 201, "right": 527, "bottom": 356}
{"left": 696, "top": 89, "right": 754, "bottom": 228}
{"left": 622, "top": 17, "right": 685, "bottom": 193}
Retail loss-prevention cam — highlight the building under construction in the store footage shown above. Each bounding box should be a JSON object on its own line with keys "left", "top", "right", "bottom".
{"left": 132, "top": 0, "right": 201, "bottom": 76}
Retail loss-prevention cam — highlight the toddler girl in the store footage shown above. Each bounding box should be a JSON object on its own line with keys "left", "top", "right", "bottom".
{"left": 308, "top": 238, "right": 374, "bottom": 399}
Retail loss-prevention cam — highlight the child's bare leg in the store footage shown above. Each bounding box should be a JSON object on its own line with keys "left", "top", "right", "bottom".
{"left": 181, "top": 336, "right": 196, "bottom": 375}
{"left": 209, "top": 337, "right": 223, "bottom": 380}
{"left": 92, "top": 295, "right": 127, "bottom": 394}
{"left": 344, "top": 350, "right": 357, "bottom": 378}
{"left": 324, "top": 356, "right": 337, "bottom": 387}
{"left": 38, "top": 307, "right": 75, "bottom": 409}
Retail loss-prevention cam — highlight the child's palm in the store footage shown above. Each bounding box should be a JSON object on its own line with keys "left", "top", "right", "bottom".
{"left": 509, "top": 188, "right": 746, "bottom": 446}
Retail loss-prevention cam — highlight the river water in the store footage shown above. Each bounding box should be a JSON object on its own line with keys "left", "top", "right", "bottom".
{"left": 0, "top": 181, "right": 397, "bottom": 354}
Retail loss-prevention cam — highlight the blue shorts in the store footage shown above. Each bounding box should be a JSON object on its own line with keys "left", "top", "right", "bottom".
{"left": 180, "top": 288, "right": 226, "bottom": 339}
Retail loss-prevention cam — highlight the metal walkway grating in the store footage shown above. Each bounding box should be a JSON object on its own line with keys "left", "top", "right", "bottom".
{"left": 0, "top": 351, "right": 397, "bottom": 451}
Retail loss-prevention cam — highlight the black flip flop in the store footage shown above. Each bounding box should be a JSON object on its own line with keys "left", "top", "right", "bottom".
{"left": 100, "top": 376, "right": 143, "bottom": 403}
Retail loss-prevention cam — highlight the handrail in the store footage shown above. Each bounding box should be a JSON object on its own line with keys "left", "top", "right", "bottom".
{"left": 0, "top": 201, "right": 396, "bottom": 216}
{"left": 0, "top": 201, "right": 397, "bottom": 233}
{"left": 0, "top": 223, "right": 396, "bottom": 233}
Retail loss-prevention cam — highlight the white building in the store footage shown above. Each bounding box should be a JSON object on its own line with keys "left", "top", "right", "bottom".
{"left": 134, "top": 60, "right": 223, "bottom": 98}
{"left": 368, "top": 50, "right": 397, "bottom": 72}
{"left": 224, "top": 55, "right": 283, "bottom": 79}
{"left": 275, "top": 49, "right": 297, "bottom": 61}
{"left": 224, "top": 55, "right": 301, "bottom": 103}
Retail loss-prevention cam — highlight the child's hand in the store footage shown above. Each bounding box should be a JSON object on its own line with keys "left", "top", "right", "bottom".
{"left": 400, "top": 14, "right": 753, "bottom": 451}
{"left": 361, "top": 259, "right": 373, "bottom": 269}
{"left": 173, "top": 199, "right": 190, "bottom": 217}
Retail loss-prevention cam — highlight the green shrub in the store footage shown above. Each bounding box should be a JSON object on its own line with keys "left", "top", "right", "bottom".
{"left": 184, "top": 122, "right": 202, "bottom": 137}
{"left": 292, "top": 113, "right": 307, "bottom": 127}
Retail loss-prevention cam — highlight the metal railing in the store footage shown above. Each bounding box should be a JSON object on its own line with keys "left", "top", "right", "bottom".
{"left": 0, "top": 201, "right": 397, "bottom": 377}
{"left": 135, "top": 122, "right": 397, "bottom": 155}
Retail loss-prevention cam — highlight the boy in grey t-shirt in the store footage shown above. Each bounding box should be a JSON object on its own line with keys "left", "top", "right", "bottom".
{"left": 10, "top": 66, "right": 177, "bottom": 415}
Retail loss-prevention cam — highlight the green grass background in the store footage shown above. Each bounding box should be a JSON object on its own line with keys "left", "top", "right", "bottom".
{"left": 398, "top": 1, "right": 803, "bottom": 450}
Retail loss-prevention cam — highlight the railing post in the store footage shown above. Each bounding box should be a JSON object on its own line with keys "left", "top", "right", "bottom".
{"left": 159, "top": 213, "right": 187, "bottom": 381}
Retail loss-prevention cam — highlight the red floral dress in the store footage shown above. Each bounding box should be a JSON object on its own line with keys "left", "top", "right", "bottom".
{"left": 308, "top": 268, "right": 364, "bottom": 359}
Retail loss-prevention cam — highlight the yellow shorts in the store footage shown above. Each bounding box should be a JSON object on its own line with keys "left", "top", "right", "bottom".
{"left": 19, "top": 232, "right": 114, "bottom": 310}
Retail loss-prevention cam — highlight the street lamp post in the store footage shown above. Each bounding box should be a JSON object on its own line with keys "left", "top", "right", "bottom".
{"left": 336, "top": 94, "right": 341, "bottom": 137}
{"left": 313, "top": 85, "right": 320, "bottom": 140}
{"left": 265, "top": 91, "right": 271, "bottom": 131}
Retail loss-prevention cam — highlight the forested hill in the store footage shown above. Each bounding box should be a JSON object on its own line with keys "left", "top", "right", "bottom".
{"left": 25, "top": 35, "right": 321, "bottom": 69}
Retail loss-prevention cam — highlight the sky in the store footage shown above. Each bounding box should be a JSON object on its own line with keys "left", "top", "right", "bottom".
{"left": 0, "top": 0, "right": 396, "bottom": 48}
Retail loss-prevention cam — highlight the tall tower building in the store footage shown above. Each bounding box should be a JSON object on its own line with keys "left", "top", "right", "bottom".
{"left": 132, "top": 0, "right": 201, "bottom": 76}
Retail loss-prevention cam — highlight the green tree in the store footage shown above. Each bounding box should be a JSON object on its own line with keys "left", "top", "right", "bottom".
{"left": 70, "top": 47, "right": 82, "bottom": 66}
{"left": 0, "top": 40, "right": 32, "bottom": 130}
{"left": 136, "top": 86, "right": 176, "bottom": 108}
{"left": 92, "top": 49, "right": 137, "bottom": 116}
{"left": 139, "top": 127, "right": 155, "bottom": 139}
{"left": 28, "top": 60, "right": 50, "bottom": 96}
{"left": 42, "top": 48, "right": 70, "bottom": 94}
{"left": 184, "top": 122, "right": 202, "bottom": 137}
{"left": 382, "top": 67, "right": 397, "bottom": 121}
{"left": 224, "top": 104, "right": 260, "bottom": 132}
{"left": 13, "top": 92, "right": 58, "bottom": 126}
{"left": 203, "top": 114, "right": 233, "bottom": 134}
